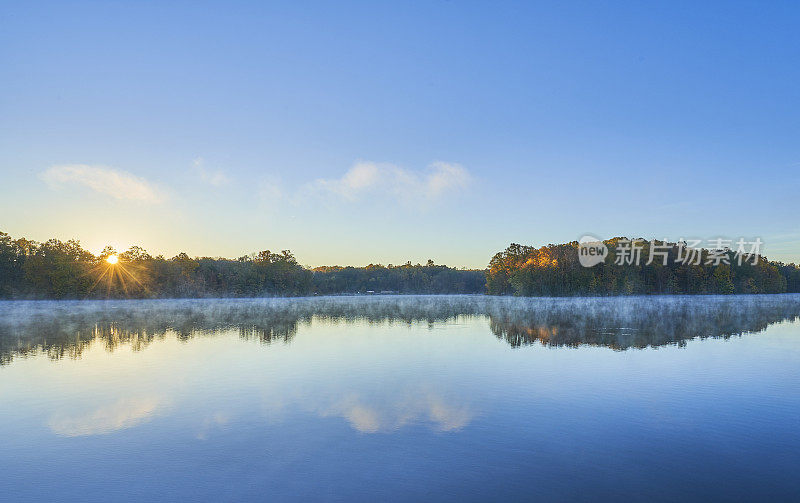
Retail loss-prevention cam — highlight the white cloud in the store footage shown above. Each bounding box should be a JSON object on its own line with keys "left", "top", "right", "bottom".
{"left": 314, "top": 162, "right": 381, "bottom": 201}
{"left": 40, "top": 164, "right": 163, "bottom": 202}
{"left": 308, "top": 161, "right": 472, "bottom": 203}
{"left": 424, "top": 162, "right": 472, "bottom": 198}
{"left": 192, "top": 157, "right": 230, "bottom": 187}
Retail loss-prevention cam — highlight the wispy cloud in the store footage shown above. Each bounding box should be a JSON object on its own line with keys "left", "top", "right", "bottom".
{"left": 40, "top": 164, "right": 163, "bottom": 202}
{"left": 192, "top": 157, "right": 230, "bottom": 187}
{"left": 307, "top": 161, "right": 472, "bottom": 204}
{"left": 258, "top": 175, "right": 284, "bottom": 202}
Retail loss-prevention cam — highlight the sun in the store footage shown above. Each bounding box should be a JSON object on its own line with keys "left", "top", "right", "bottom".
{"left": 89, "top": 251, "right": 146, "bottom": 297}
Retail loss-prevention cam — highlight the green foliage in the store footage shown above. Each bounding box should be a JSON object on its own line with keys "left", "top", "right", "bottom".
{"left": 311, "top": 261, "right": 485, "bottom": 294}
{"left": 5, "top": 230, "right": 795, "bottom": 299}
{"left": 0, "top": 231, "right": 484, "bottom": 299}
{"left": 486, "top": 238, "right": 799, "bottom": 296}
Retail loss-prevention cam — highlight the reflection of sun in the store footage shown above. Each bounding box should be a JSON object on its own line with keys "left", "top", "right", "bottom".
{"left": 106, "top": 254, "right": 119, "bottom": 265}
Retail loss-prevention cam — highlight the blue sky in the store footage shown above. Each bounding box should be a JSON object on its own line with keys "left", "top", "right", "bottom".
{"left": 1, "top": 1, "right": 799, "bottom": 267}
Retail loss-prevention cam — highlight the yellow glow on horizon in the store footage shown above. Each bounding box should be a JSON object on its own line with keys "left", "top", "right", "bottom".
{"left": 106, "top": 254, "right": 119, "bottom": 265}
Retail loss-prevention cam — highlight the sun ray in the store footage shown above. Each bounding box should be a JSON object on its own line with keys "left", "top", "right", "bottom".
{"left": 85, "top": 252, "right": 150, "bottom": 298}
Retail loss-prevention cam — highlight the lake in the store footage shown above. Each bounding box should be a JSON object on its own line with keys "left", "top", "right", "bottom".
{"left": 1, "top": 295, "right": 799, "bottom": 502}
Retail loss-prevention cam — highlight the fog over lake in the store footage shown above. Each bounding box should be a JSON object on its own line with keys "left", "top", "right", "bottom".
{"left": 2, "top": 295, "right": 800, "bottom": 501}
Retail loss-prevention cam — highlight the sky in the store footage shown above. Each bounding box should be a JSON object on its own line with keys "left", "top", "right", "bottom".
{"left": 1, "top": 1, "right": 799, "bottom": 268}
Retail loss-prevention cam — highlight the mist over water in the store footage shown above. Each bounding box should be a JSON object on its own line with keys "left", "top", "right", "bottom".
{"left": 2, "top": 295, "right": 800, "bottom": 501}
{"left": 2, "top": 295, "right": 799, "bottom": 364}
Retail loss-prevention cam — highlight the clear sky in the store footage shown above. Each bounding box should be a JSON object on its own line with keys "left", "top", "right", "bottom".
{"left": 1, "top": 1, "right": 799, "bottom": 268}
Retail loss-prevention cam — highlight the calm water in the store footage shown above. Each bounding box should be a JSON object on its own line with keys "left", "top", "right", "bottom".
{"left": 1, "top": 295, "right": 799, "bottom": 502}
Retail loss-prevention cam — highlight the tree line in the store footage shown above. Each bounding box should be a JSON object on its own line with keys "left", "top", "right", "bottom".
{"left": 487, "top": 238, "right": 800, "bottom": 296}
{"left": 3, "top": 231, "right": 800, "bottom": 299}
{"left": 0, "top": 231, "right": 485, "bottom": 299}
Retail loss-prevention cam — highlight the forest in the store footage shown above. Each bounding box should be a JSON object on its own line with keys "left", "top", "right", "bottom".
{"left": 0, "top": 231, "right": 485, "bottom": 299}
{"left": 2, "top": 231, "right": 800, "bottom": 299}
{"left": 486, "top": 238, "right": 800, "bottom": 296}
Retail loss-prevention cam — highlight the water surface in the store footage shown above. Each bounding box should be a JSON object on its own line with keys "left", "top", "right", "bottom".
{"left": 1, "top": 295, "right": 799, "bottom": 501}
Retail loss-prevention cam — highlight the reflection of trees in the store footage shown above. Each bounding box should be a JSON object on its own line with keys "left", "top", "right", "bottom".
{"left": 0, "top": 296, "right": 491, "bottom": 364}
{"left": 1, "top": 295, "right": 799, "bottom": 364}
{"left": 238, "top": 322, "right": 298, "bottom": 345}
{"left": 487, "top": 295, "right": 800, "bottom": 349}
{"left": 0, "top": 300, "right": 310, "bottom": 365}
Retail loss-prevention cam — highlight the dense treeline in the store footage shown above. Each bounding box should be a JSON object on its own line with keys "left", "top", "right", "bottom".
{"left": 4, "top": 230, "right": 800, "bottom": 299}
{"left": 312, "top": 262, "right": 485, "bottom": 295}
{"left": 0, "top": 231, "right": 485, "bottom": 299}
{"left": 487, "top": 238, "right": 800, "bottom": 296}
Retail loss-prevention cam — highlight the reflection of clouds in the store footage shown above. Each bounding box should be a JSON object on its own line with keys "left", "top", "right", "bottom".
{"left": 196, "top": 412, "right": 231, "bottom": 440}
{"left": 323, "top": 395, "right": 383, "bottom": 433}
{"left": 49, "top": 396, "right": 163, "bottom": 437}
{"left": 308, "top": 391, "right": 473, "bottom": 434}
{"left": 427, "top": 398, "right": 472, "bottom": 431}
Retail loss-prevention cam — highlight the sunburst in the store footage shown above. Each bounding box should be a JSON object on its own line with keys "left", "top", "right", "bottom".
{"left": 87, "top": 252, "right": 148, "bottom": 297}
